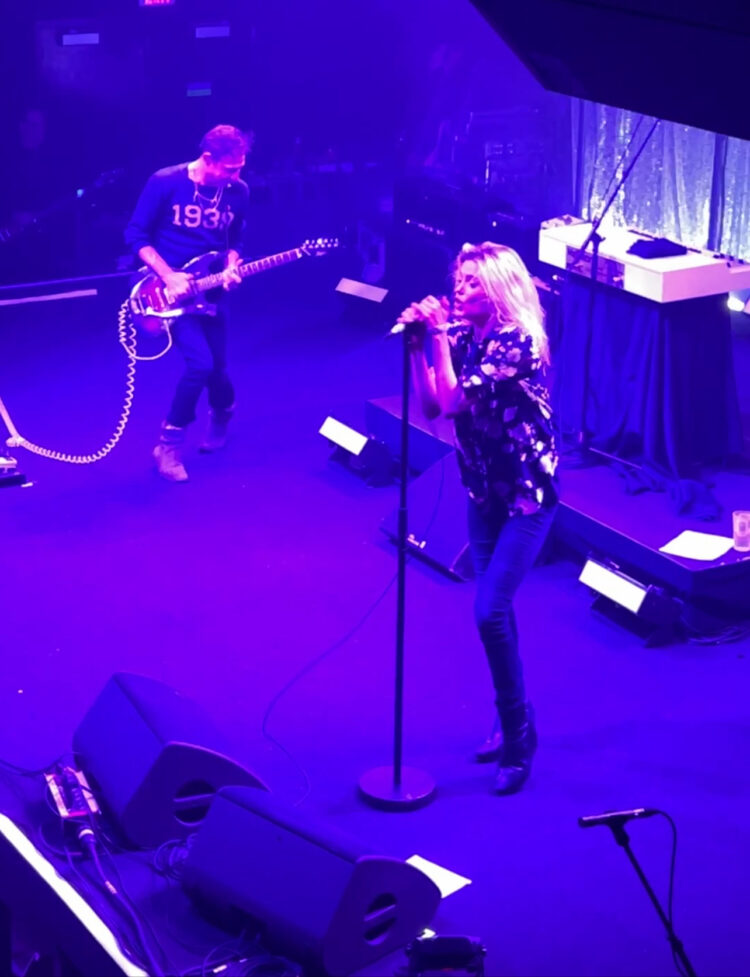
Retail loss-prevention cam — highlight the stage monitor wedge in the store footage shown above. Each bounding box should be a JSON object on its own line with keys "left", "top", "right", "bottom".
{"left": 470, "top": 0, "right": 750, "bottom": 140}
{"left": 73, "top": 673, "right": 268, "bottom": 848}
{"left": 183, "top": 786, "right": 442, "bottom": 976}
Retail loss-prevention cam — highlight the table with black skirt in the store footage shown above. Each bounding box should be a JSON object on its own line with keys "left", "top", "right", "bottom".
{"left": 552, "top": 278, "right": 743, "bottom": 483}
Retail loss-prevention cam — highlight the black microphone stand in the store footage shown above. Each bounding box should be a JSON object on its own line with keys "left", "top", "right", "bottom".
{"left": 606, "top": 818, "right": 697, "bottom": 977}
{"left": 358, "top": 324, "right": 436, "bottom": 811}
{"left": 563, "top": 117, "right": 660, "bottom": 465}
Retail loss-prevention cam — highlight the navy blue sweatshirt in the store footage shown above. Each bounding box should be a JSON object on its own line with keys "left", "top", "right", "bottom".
{"left": 124, "top": 163, "right": 249, "bottom": 270}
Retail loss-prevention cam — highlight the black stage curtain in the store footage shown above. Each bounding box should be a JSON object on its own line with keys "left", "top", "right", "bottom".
{"left": 552, "top": 280, "right": 743, "bottom": 514}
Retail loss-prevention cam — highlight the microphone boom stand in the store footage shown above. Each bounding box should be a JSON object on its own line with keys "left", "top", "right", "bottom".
{"left": 358, "top": 326, "right": 436, "bottom": 811}
{"left": 606, "top": 819, "right": 697, "bottom": 977}
{"left": 564, "top": 117, "right": 660, "bottom": 464}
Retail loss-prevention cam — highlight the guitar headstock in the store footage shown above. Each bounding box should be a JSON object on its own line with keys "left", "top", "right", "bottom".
{"left": 301, "top": 237, "right": 339, "bottom": 257}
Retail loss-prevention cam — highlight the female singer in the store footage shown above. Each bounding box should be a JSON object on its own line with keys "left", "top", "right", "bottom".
{"left": 401, "top": 242, "right": 559, "bottom": 794}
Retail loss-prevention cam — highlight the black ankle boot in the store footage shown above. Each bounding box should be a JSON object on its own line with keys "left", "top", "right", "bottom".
{"left": 475, "top": 715, "right": 503, "bottom": 763}
{"left": 494, "top": 702, "right": 537, "bottom": 795}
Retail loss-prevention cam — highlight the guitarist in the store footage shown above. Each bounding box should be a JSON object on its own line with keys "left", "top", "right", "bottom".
{"left": 124, "top": 124, "right": 251, "bottom": 482}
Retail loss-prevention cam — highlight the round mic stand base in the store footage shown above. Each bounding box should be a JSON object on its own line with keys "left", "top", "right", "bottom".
{"left": 358, "top": 766, "right": 436, "bottom": 812}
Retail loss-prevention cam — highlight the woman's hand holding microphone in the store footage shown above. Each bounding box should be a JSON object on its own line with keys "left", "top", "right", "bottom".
{"left": 396, "top": 295, "right": 451, "bottom": 351}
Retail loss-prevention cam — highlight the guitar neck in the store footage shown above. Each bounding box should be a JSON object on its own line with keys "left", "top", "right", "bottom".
{"left": 193, "top": 248, "right": 304, "bottom": 294}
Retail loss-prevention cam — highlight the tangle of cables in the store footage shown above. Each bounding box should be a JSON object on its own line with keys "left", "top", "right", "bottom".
{"left": 0, "top": 299, "right": 172, "bottom": 465}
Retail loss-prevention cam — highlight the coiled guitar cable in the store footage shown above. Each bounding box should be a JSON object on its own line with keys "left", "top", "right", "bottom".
{"left": 0, "top": 299, "right": 171, "bottom": 465}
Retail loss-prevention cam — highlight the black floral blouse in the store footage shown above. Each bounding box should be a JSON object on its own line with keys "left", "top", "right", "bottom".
{"left": 447, "top": 321, "right": 559, "bottom": 516}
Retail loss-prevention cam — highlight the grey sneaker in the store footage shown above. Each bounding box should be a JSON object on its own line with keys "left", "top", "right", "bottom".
{"left": 153, "top": 424, "right": 188, "bottom": 482}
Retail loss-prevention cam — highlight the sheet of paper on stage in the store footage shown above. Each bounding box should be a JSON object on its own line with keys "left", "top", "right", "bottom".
{"left": 407, "top": 855, "right": 472, "bottom": 898}
{"left": 659, "top": 530, "right": 734, "bottom": 561}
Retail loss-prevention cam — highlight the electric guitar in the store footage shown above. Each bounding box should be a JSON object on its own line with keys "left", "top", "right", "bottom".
{"left": 128, "top": 238, "right": 339, "bottom": 334}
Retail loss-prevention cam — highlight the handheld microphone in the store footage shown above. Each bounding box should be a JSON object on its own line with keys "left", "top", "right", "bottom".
{"left": 388, "top": 319, "right": 424, "bottom": 337}
{"left": 578, "top": 807, "right": 658, "bottom": 829}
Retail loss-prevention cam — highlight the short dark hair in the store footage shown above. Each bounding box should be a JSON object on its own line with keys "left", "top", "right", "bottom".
{"left": 199, "top": 124, "right": 251, "bottom": 158}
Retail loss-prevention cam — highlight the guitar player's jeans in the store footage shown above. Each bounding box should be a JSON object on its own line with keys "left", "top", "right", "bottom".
{"left": 166, "top": 312, "right": 235, "bottom": 428}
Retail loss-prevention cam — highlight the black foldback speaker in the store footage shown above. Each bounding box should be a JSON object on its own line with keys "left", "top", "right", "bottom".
{"left": 182, "top": 786, "right": 442, "bottom": 976}
{"left": 72, "top": 673, "right": 268, "bottom": 848}
{"left": 381, "top": 455, "right": 474, "bottom": 581}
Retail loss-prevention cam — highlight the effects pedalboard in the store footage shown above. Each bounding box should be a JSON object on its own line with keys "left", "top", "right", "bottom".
{"left": 0, "top": 453, "right": 29, "bottom": 488}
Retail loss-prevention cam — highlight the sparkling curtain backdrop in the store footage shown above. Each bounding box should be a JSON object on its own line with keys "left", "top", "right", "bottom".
{"left": 573, "top": 102, "right": 750, "bottom": 260}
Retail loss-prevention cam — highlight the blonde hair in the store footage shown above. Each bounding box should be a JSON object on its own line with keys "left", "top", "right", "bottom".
{"left": 454, "top": 242, "right": 550, "bottom": 366}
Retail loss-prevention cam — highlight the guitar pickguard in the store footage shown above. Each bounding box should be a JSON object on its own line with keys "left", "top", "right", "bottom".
{"left": 129, "top": 252, "right": 223, "bottom": 328}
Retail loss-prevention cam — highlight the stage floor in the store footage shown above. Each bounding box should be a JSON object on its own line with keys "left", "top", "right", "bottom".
{"left": 1, "top": 270, "right": 749, "bottom": 977}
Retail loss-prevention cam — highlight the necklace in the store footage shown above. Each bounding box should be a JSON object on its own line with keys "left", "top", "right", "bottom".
{"left": 192, "top": 182, "right": 224, "bottom": 209}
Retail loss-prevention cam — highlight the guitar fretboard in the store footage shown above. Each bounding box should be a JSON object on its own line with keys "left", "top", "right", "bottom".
{"left": 194, "top": 249, "right": 304, "bottom": 294}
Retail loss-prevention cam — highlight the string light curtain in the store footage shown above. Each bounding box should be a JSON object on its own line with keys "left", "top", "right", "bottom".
{"left": 572, "top": 102, "right": 750, "bottom": 260}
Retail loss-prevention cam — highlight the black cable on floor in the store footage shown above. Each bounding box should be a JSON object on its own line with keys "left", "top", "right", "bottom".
{"left": 655, "top": 810, "right": 684, "bottom": 977}
{"left": 261, "top": 450, "right": 450, "bottom": 806}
